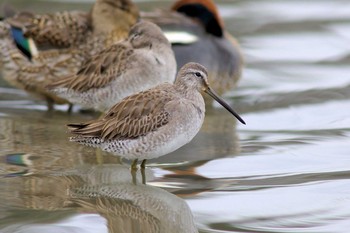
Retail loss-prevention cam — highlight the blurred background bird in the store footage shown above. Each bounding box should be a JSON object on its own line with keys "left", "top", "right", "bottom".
{"left": 47, "top": 20, "right": 177, "bottom": 112}
{"left": 0, "top": 0, "right": 139, "bottom": 112}
{"left": 142, "top": 0, "right": 243, "bottom": 103}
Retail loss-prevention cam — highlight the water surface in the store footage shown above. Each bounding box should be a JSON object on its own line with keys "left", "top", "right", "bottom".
{"left": 1, "top": 0, "right": 350, "bottom": 232}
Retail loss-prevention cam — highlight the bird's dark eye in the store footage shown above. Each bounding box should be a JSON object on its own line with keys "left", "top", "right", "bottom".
{"left": 132, "top": 32, "right": 142, "bottom": 40}
{"left": 195, "top": 72, "right": 202, "bottom": 77}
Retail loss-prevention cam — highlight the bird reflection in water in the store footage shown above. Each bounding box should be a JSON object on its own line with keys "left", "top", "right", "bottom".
{"left": 0, "top": 160, "right": 198, "bottom": 233}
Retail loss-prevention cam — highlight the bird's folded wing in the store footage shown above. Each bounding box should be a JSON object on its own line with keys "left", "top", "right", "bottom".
{"left": 69, "top": 85, "right": 175, "bottom": 140}
{"left": 47, "top": 43, "right": 134, "bottom": 92}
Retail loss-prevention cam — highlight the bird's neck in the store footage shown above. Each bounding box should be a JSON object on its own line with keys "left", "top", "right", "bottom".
{"left": 175, "top": 82, "right": 204, "bottom": 108}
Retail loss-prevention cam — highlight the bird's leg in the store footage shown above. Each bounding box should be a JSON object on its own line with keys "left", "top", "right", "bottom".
{"left": 67, "top": 103, "right": 73, "bottom": 114}
{"left": 140, "top": 159, "right": 147, "bottom": 169}
{"left": 141, "top": 168, "right": 146, "bottom": 184}
{"left": 131, "top": 168, "right": 137, "bottom": 185}
{"left": 46, "top": 97, "right": 54, "bottom": 113}
{"left": 131, "top": 159, "right": 138, "bottom": 170}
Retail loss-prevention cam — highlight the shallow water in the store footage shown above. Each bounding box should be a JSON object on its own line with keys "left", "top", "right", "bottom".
{"left": 1, "top": 0, "right": 350, "bottom": 232}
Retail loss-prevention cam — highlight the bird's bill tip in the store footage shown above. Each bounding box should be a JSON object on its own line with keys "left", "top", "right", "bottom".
{"left": 204, "top": 87, "right": 246, "bottom": 125}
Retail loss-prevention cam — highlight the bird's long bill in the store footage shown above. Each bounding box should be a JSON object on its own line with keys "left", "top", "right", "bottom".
{"left": 205, "top": 87, "right": 246, "bottom": 125}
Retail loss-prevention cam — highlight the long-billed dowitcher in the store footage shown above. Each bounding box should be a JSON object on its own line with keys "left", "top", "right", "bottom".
{"left": 67, "top": 62, "right": 245, "bottom": 169}
{"left": 47, "top": 20, "right": 177, "bottom": 112}
{"left": 142, "top": 0, "right": 243, "bottom": 99}
{"left": 0, "top": 0, "right": 139, "bottom": 112}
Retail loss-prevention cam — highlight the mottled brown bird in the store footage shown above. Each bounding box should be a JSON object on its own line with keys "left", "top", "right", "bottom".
{"left": 0, "top": 0, "right": 139, "bottom": 112}
{"left": 67, "top": 63, "right": 245, "bottom": 169}
{"left": 47, "top": 20, "right": 177, "bottom": 112}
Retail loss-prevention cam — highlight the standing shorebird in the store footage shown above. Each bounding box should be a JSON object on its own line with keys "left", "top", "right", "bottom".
{"left": 47, "top": 20, "right": 177, "bottom": 112}
{"left": 142, "top": 0, "right": 243, "bottom": 99}
{"left": 67, "top": 63, "right": 245, "bottom": 169}
{"left": 0, "top": 0, "right": 139, "bottom": 112}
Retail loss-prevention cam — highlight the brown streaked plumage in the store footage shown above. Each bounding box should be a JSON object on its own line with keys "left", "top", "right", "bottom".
{"left": 0, "top": 0, "right": 139, "bottom": 112}
{"left": 50, "top": 44, "right": 134, "bottom": 93}
{"left": 67, "top": 62, "right": 245, "bottom": 169}
{"left": 5, "top": 11, "right": 90, "bottom": 49}
{"left": 47, "top": 20, "right": 177, "bottom": 112}
{"left": 142, "top": 0, "right": 243, "bottom": 100}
